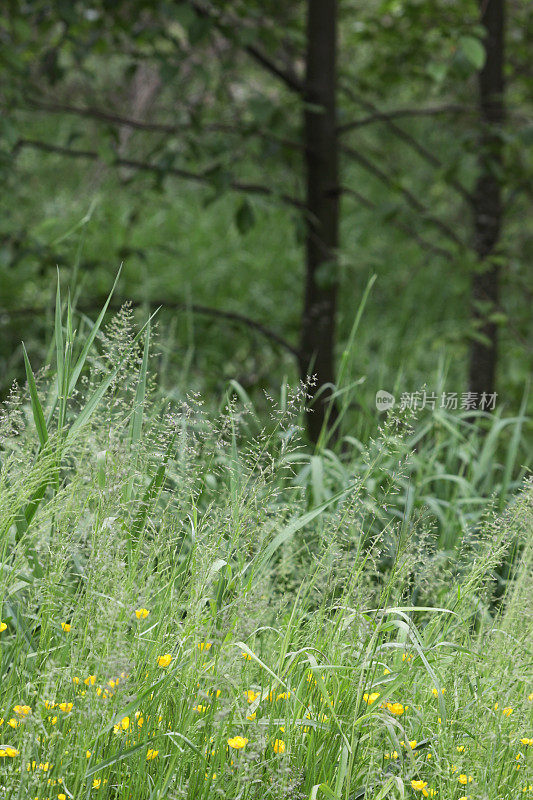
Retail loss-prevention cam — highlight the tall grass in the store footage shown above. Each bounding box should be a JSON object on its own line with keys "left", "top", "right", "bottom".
{"left": 0, "top": 293, "right": 531, "bottom": 800}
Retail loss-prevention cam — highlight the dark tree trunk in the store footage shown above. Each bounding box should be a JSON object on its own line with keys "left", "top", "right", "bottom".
{"left": 469, "top": 0, "right": 505, "bottom": 397}
{"left": 300, "top": 0, "right": 339, "bottom": 444}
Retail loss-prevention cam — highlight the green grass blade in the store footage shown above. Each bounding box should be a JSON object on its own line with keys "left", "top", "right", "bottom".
{"left": 22, "top": 343, "right": 48, "bottom": 448}
{"left": 68, "top": 264, "right": 122, "bottom": 395}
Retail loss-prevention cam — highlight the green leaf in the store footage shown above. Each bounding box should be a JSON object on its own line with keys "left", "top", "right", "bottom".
{"left": 459, "top": 36, "right": 486, "bottom": 70}
{"left": 235, "top": 198, "right": 256, "bottom": 235}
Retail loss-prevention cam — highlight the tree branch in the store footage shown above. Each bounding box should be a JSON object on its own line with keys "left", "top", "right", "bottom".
{"left": 338, "top": 104, "right": 475, "bottom": 134}
{"left": 340, "top": 143, "right": 466, "bottom": 249}
{"left": 19, "top": 98, "right": 303, "bottom": 151}
{"left": 0, "top": 298, "right": 300, "bottom": 359}
{"left": 14, "top": 138, "right": 304, "bottom": 208}
{"left": 340, "top": 87, "right": 473, "bottom": 205}
{"left": 342, "top": 186, "right": 454, "bottom": 261}
{"left": 188, "top": 0, "right": 303, "bottom": 94}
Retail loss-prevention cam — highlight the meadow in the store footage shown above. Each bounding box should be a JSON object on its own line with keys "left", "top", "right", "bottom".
{"left": 0, "top": 288, "right": 531, "bottom": 800}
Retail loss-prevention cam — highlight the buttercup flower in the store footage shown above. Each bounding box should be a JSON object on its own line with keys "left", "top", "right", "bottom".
{"left": 244, "top": 690, "right": 259, "bottom": 703}
{"left": 0, "top": 746, "right": 19, "bottom": 757}
{"left": 13, "top": 705, "right": 31, "bottom": 716}
{"left": 242, "top": 651, "right": 252, "bottom": 660}
{"left": 273, "top": 739, "right": 285, "bottom": 754}
{"left": 113, "top": 716, "right": 130, "bottom": 733}
{"left": 84, "top": 675, "right": 96, "bottom": 686}
{"left": 411, "top": 780, "right": 427, "bottom": 791}
{"left": 227, "top": 736, "right": 248, "bottom": 750}
{"left": 458, "top": 774, "right": 473, "bottom": 785}
{"left": 58, "top": 702, "right": 73, "bottom": 713}
{"left": 157, "top": 654, "right": 173, "bottom": 668}
{"left": 198, "top": 642, "right": 212, "bottom": 652}
{"left": 363, "top": 692, "right": 380, "bottom": 705}
{"left": 146, "top": 748, "right": 158, "bottom": 760}
{"left": 385, "top": 702, "right": 404, "bottom": 716}
{"left": 502, "top": 707, "right": 513, "bottom": 717}
{"left": 0, "top": 622, "right": 7, "bottom": 633}
{"left": 135, "top": 608, "right": 149, "bottom": 619}
{"left": 60, "top": 622, "right": 71, "bottom": 632}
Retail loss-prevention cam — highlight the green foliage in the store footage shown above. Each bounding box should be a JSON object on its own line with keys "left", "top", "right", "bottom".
{"left": 0, "top": 304, "right": 531, "bottom": 798}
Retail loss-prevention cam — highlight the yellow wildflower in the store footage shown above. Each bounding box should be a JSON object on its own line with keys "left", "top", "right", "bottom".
{"left": 157, "top": 654, "right": 172, "bottom": 668}
{"left": 0, "top": 622, "right": 7, "bottom": 633}
{"left": 402, "top": 652, "right": 413, "bottom": 663}
{"left": 244, "top": 690, "right": 259, "bottom": 703}
{"left": 502, "top": 707, "right": 513, "bottom": 717}
{"left": 458, "top": 774, "right": 473, "bottom": 784}
{"left": 7, "top": 718, "right": 18, "bottom": 728}
{"left": 58, "top": 702, "right": 73, "bottom": 713}
{"left": 113, "top": 716, "right": 130, "bottom": 733}
{"left": 146, "top": 749, "right": 158, "bottom": 760}
{"left": 277, "top": 691, "right": 291, "bottom": 700}
{"left": 13, "top": 705, "right": 31, "bottom": 716}
{"left": 432, "top": 687, "right": 446, "bottom": 697}
{"left": 60, "top": 622, "right": 71, "bottom": 632}
{"left": 93, "top": 778, "right": 102, "bottom": 788}
{"left": 72, "top": 677, "right": 80, "bottom": 685}
{"left": 246, "top": 712, "right": 257, "bottom": 721}
{"left": 457, "top": 745, "right": 466, "bottom": 752}
{"left": 193, "top": 705, "right": 207, "bottom": 713}
{"left": 363, "top": 692, "right": 380, "bottom": 705}
{"left": 520, "top": 738, "right": 532, "bottom": 745}
{"left": 84, "top": 675, "right": 96, "bottom": 686}
{"left": 135, "top": 608, "right": 150, "bottom": 619}
{"left": 86, "top": 751, "right": 92, "bottom": 758}
{"left": 383, "top": 668, "right": 391, "bottom": 675}
{"left": 411, "top": 780, "right": 427, "bottom": 791}
{"left": 385, "top": 702, "right": 404, "bottom": 716}
{"left": 273, "top": 739, "right": 286, "bottom": 754}
{"left": 198, "top": 642, "right": 212, "bottom": 652}
{"left": 227, "top": 736, "right": 248, "bottom": 750}
{"left": 0, "top": 746, "right": 19, "bottom": 757}
{"left": 242, "top": 651, "right": 252, "bottom": 660}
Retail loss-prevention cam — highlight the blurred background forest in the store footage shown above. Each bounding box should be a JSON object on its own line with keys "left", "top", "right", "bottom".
{"left": 0, "top": 0, "right": 531, "bottom": 448}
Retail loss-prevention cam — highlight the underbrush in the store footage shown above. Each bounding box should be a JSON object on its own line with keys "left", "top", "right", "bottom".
{"left": 0, "top": 293, "right": 531, "bottom": 800}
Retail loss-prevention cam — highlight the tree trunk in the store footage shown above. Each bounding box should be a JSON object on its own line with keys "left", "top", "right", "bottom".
{"left": 300, "top": 0, "right": 339, "bottom": 444}
{"left": 469, "top": 0, "right": 505, "bottom": 397}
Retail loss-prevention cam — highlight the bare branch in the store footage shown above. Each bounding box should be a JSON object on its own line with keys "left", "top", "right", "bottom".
{"left": 340, "top": 87, "right": 473, "bottom": 205}
{"left": 340, "top": 143, "right": 466, "bottom": 249}
{"left": 14, "top": 138, "right": 304, "bottom": 208}
{"left": 338, "top": 104, "right": 475, "bottom": 134}
{"left": 1, "top": 298, "right": 300, "bottom": 359}
{"left": 342, "top": 186, "right": 454, "bottom": 261}
{"left": 188, "top": 0, "right": 303, "bottom": 94}
{"left": 18, "top": 98, "right": 302, "bottom": 152}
